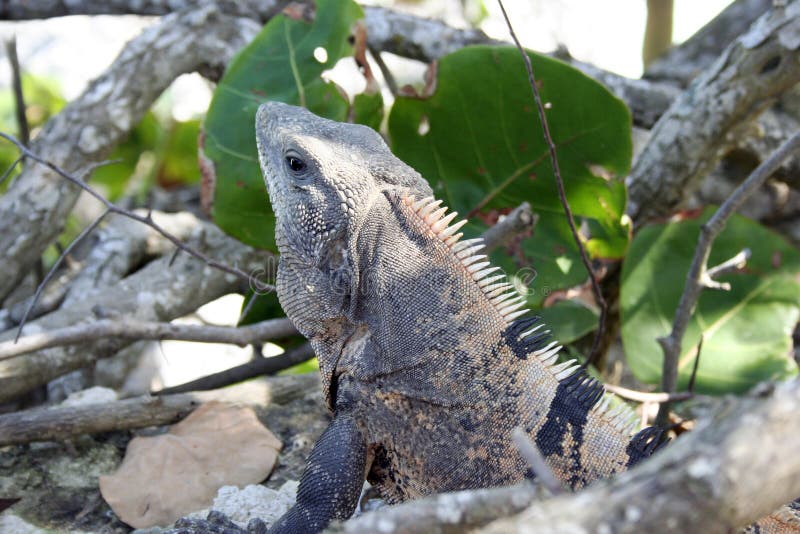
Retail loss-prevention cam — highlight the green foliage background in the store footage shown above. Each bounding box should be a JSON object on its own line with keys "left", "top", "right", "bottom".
{"left": 201, "top": 0, "right": 798, "bottom": 391}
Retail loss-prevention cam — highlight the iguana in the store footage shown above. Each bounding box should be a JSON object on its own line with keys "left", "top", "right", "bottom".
{"left": 173, "top": 102, "right": 798, "bottom": 533}
{"left": 252, "top": 101, "right": 664, "bottom": 532}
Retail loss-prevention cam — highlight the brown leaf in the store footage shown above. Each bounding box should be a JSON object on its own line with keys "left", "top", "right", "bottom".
{"left": 99, "top": 402, "right": 282, "bottom": 528}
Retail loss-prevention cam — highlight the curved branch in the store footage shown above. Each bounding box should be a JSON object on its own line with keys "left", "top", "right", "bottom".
{"left": 340, "top": 379, "right": 800, "bottom": 533}
{"left": 0, "top": 372, "right": 318, "bottom": 447}
{"left": 627, "top": 1, "right": 800, "bottom": 224}
{"left": 0, "top": 216, "right": 273, "bottom": 404}
{"left": 0, "top": 317, "right": 297, "bottom": 361}
{"left": 0, "top": 4, "right": 260, "bottom": 301}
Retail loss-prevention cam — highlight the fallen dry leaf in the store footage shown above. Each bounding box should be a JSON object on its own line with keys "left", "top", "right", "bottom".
{"left": 99, "top": 402, "right": 282, "bottom": 528}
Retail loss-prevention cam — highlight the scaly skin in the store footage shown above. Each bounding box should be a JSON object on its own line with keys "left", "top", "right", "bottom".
{"left": 255, "top": 102, "right": 660, "bottom": 533}
{"left": 169, "top": 101, "right": 798, "bottom": 534}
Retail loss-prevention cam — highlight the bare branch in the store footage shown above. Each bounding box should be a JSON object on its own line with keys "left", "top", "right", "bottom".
{"left": 628, "top": 2, "right": 800, "bottom": 223}
{"left": 655, "top": 131, "right": 800, "bottom": 426}
{"left": 0, "top": 215, "right": 273, "bottom": 404}
{"left": 4, "top": 36, "right": 29, "bottom": 147}
{"left": 0, "top": 317, "right": 297, "bottom": 362}
{"left": 511, "top": 428, "right": 564, "bottom": 495}
{"left": 0, "top": 373, "right": 318, "bottom": 447}
{"left": 0, "top": 0, "right": 282, "bottom": 20}
{"left": 14, "top": 209, "right": 110, "bottom": 341}
{"left": 700, "top": 249, "right": 751, "bottom": 290}
{"left": 480, "top": 202, "right": 536, "bottom": 252}
{"left": 645, "top": 0, "right": 772, "bottom": 85}
{"left": 496, "top": 0, "right": 608, "bottom": 368}
{"left": 152, "top": 342, "right": 313, "bottom": 395}
{"left": 0, "top": 4, "right": 260, "bottom": 302}
{"left": 336, "top": 482, "right": 546, "bottom": 533}
{"left": 602, "top": 384, "right": 693, "bottom": 404}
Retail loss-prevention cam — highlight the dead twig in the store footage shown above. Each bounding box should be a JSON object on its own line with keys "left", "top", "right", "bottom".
{"left": 496, "top": 0, "right": 608, "bottom": 369}
{"left": 0, "top": 132, "right": 259, "bottom": 286}
{"left": 15, "top": 209, "right": 111, "bottom": 341}
{"left": 0, "top": 373, "right": 318, "bottom": 447}
{"left": 152, "top": 342, "right": 314, "bottom": 395}
{"left": 480, "top": 202, "right": 537, "bottom": 252}
{"left": 4, "top": 37, "right": 29, "bottom": 147}
{"left": 655, "top": 130, "right": 800, "bottom": 427}
{"left": 0, "top": 317, "right": 298, "bottom": 362}
{"left": 511, "top": 427, "right": 564, "bottom": 495}
{"left": 603, "top": 384, "right": 693, "bottom": 404}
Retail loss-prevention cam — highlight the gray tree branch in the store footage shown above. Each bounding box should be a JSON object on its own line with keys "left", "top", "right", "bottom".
{"left": 0, "top": 317, "right": 297, "bottom": 362}
{"left": 0, "top": 373, "right": 318, "bottom": 446}
{"left": 0, "top": 4, "right": 260, "bottom": 302}
{"left": 627, "top": 1, "right": 800, "bottom": 224}
{"left": 0, "top": 214, "right": 273, "bottom": 404}
{"left": 340, "top": 379, "right": 800, "bottom": 533}
{"left": 655, "top": 130, "right": 800, "bottom": 425}
{"left": 645, "top": 0, "right": 772, "bottom": 85}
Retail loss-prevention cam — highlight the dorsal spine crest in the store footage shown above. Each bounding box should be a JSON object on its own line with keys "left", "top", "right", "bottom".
{"left": 401, "top": 193, "right": 532, "bottom": 325}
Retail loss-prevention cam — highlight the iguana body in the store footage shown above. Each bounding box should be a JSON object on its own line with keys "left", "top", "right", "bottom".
{"left": 254, "top": 102, "right": 661, "bottom": 532}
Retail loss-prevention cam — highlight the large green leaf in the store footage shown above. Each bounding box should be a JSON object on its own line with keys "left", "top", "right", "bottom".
{"left": 202, "top": 0, "right": 365, "bottom": 249}
{"left": 388, "top": 46, "right": 632, "bottom": 311}
{"left": 620, "top": 210, "right": 800, "bottom": 394}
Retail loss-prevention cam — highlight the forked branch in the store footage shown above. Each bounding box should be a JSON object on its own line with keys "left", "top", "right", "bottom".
{"left": 655, "top": 131, "right": 800, "bottom": 426}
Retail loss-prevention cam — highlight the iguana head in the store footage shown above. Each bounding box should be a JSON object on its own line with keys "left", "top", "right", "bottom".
{"left": 255, "top": 101, "right": 431, "bottom": 262}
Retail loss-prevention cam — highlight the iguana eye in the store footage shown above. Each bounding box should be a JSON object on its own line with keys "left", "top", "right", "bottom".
{"left": 285, "top": 155, "right": 306, "bottom": 173}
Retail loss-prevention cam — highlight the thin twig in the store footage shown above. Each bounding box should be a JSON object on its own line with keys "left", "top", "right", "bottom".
{"left": 603, "top": 383, "right": 693, "bottom": 404}
{"left": 0, "top": 132, "right": 258, "bottom": 285}
{"left": 0, "top": 373, "right": 319, "bottom": 447}
{"left": 15, "top": 209, "right": 110, "bottom": 341}
{"left": 5, "top": 37, "right": 29, "bottom": 147}
{"left": 0, "top": 154, "right": 23, "bottom": 186}
{"left": 655, "top": 130, "right": 800, "bottom": 427}
{"left": 687, "top": 334, "right": 703, "bottom": 394}
{"left": 368, "top": 45, "right": 398, "bottom": 96}
{"left": 496, "top": 0, "right": 608, "bottom": 367}
{"left": 704, "top": 248, "right": 750, "bottom": 289}
{"left": 0, "top": 317, "right": 298, "bottom": 362}
{"left": 152, "top": 342, "right": 314, "bottom": 395}
{"left": 511, "top": 427, "right": 564, "bottom": 495}
{"left": 480, "top": 202, "right": 537, "bottom": 252}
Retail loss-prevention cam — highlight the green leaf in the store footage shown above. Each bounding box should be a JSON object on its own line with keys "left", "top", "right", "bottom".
{"left": 388, "top": 46, "right": 632, "bottom": 306}
{"left": 538, "top": 299, "right": 599, "bottom": 345}
{"left": 202, "top": 0, "right": 364, "bottom": 249}
{"left": 620, "top": 210, "right": 800, "bottom": 394}
{"left": 352, "top": 89, "right": 384, "bottom": 131}
{"left": 156, "top": 119, "right": 202, "bottom": 187}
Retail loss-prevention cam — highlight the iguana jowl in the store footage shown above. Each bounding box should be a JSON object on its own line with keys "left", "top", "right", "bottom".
{"left": 255, "top": 101, "right": 662, "bottom": 533}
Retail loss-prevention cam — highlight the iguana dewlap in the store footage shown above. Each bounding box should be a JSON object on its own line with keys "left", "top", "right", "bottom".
{"left": 254, "top": 101, "right": 663, "bottom": 533}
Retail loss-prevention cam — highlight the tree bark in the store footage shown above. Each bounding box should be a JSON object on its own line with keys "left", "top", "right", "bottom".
{"left": 0, "top": 373, "right": 318, "bottom": 446}
{"left": 0, "top": 216, "right": 273, "bottom": 403}
{"left": 627, "top": 2, "right": 800, "bottom": 224}
{"left": 339, "top": 380, "right": 800, "bottom": 533}
{"left": 0, "top": 4, "right": 260, "bottom": 302}
{"left": 645, "top": 0, "right": 772, "bottom": 85}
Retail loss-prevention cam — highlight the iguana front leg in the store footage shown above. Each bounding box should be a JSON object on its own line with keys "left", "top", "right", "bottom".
{"left": 269, "top": 413, "right": 368, "bottom": 533}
